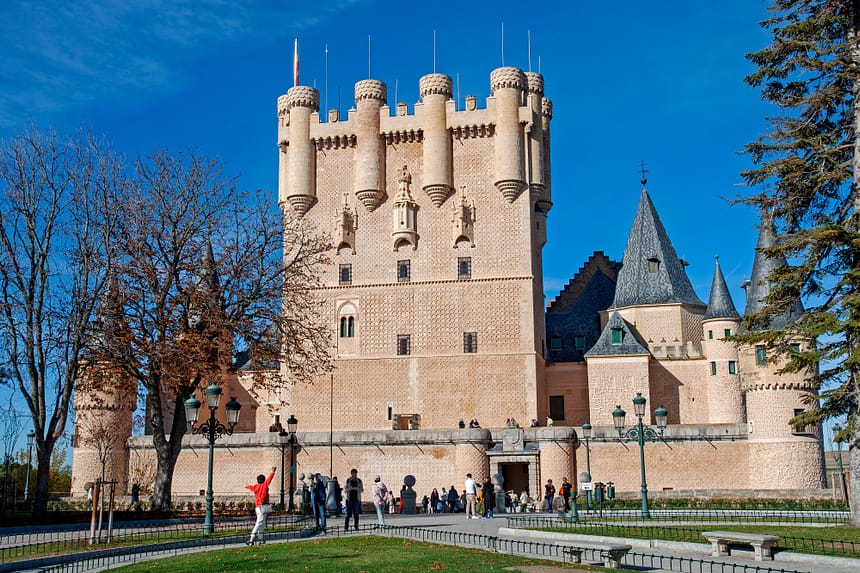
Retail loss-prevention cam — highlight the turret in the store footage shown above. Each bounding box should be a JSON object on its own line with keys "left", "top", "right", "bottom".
{"left": 391, "top": 165, "right": 418, "bottom": 250}
{"left": 419, "top": 73, "right": 454, "bottom": 206}
{"left": 353, "top": 79, "right": 387, "bottom": 211}
{"left": 524, "top": 72, "right": 545, "bottom": 206}
{"left": 739, "top": 220, "right": 824, "bottom": 489}
{"left": 281, "top": 86, "right": 320, "bottom": 216}
{"left": 490, "top": 67, "right": 527, "bottom": 203}
{"left": 701, "top": 256, "right": 743, "bottom": 424}
{"left": 538, "top": 97, "right": 553, "bottom": 213}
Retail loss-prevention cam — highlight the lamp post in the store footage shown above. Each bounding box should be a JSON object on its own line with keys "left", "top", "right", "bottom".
{"left": 24, "top": 430, "right": 35, "bottom": 503}
{"left": 184, "top": 383, "right": 241, "bottom": 535}
{"left": 612, "top": 393, "right": 667, "bottom": 520}
{"left": 581, "top": 422, "right": 593, "bottom": 510}
{"left": 286, "top": 414, "right": 298, "bottom": 513}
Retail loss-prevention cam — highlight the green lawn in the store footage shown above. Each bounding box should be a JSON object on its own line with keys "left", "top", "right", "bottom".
{"left": 107, "top": 536, "right": 616, "bottom": 572}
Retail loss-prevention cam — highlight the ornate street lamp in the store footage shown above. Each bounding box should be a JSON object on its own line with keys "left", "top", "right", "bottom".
{"left": 184, "top": 383, "right": 241, "bottom": 535}
{"left": 24, "top": 430, "right": 35, "bottom": 503}
{"left": 612, "top": 392, "right": 667, "bottom": 519}
{"left": 286, "top": 414, "right": 298, "bottom": 512}
{"left": 581, "top": 422, "right": 593, "bottom": 510}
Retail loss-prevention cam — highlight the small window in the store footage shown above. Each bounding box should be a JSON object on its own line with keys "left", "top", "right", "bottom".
{"left": 790, "top": 343, "right": 801, "bottom": 353}
{"left": 397, "top": 260, "right": 411, "bottom": 282}
{"left": 708, "top": 330, "right": 714, "bottom": 340}
{"left": 458, "top": 257, "right": 472, "bottom": 280}
{"left": 647, "top": 257, "right": 660, "bottom": 273}
{"left": 397, "top": 334, "right": 411, "bottom": 356}
{"left": 574, "top": 335, "right": 586, "bottom": 349}
{"left": 793, "top": 408, "right": 807, "bottom": 433}
{"left": 339, "top": 264, "right": 352, "bottom": 285}
{"left": 724, "top": 328, "right": 732, "bottom": 338}
{"left": 339, "top": 316, "right": 355, "bottom": 338}
{"left": 550, "top": 336, "right": 562, "bottom": 351}
{"left": 549, "top": 395, "right": 565, "bottom": 421}
{"left": 728, "top": 361, "right": 737, "bottom": 374}
{"left": 387, "top": 404, "right": 393, "bottom": 421}
{"left": 755, "top": 346, "right": 767, "bottom": 367}
{"left": 611, "top": 328, "right": 623, "bottom": 345}
{"left": 463, "top": 332, "right": 478, "bottom": 353}
{"left": 710, "top": 361, "right": 717, "bottom": 376}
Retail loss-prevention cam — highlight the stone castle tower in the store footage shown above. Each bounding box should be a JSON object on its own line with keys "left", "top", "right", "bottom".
{"left": 70, "top": 63, "right": 824, "bottom": 500}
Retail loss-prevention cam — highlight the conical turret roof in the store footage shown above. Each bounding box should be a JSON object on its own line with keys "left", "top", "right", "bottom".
{"left": 585, "top": 310, "right": 649, "bottom": 357}
{"left": 703, "top": 256, "right": 740, "bottom": 320}
{"left": 612, "top": 189, "right": 704, "bottom": 308}
{"left": 742, "top": 221, "right": 804, "bottom": 330}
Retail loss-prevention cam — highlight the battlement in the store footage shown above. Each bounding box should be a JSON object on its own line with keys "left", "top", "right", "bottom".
{"left": 277, "top": 66, "right": 553, "bottom": 215}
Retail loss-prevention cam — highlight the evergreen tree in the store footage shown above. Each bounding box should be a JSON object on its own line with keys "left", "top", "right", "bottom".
{"left": 741, "top": 0, "right": 860, "bottom": 524}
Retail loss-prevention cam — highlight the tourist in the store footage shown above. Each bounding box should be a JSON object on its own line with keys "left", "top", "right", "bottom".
{"left": 464, "top": 473, "right": 478, "bottom": 518}
{"left": 546, "top": 416, "right": 554, "bottom": 427}
{"left": 129, "top": 481, "right": 140, "bottom": 509}
{"left": 331, "top": 476, "right": 342, "bottom": 516}
{"left": 387, "top": 489, "right": 396, "bottom": 513}
{"left": 343, "top": 468, "right": 364, "bottom": 531}
{"left": 447, "top": 485, "right": 458, "bottom": 513}
{"left": 372, "top": 475, "right": 388, "bottom": 526}
{"left": 560, "top": 477, "right": 572, "bottom": 511}
{"left": 530, "top": 418, "right": 539, "bottom": 427}
{"left": 482, "top": 476, "right": 495, "bottom": 518}
{"left": 544, "top": 478, "right": 556, "bottom": 512}
{"left": 430, "top": 488, "right": 440, "bottom": 514}
{"left": 245, "top": 466, "right": 276, "bottom": 545}
{"left": 312, "top": 474, "right": 327, "bottom": 530}
{"left": 458, "top": 418, "right": 465, "bottom": 428}
{"left": 422, "top": 495, "right": 429, "bottom": 513}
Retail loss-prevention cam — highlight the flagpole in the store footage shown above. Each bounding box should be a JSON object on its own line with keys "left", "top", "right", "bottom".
{"left": 293, "top": 38, "right": 299, "bottom": 87}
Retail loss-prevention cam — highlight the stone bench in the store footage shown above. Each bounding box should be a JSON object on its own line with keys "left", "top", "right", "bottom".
{"left": 702, "top": 531, "right": 780, "bottom": 561}
{"left": 562, "top": 542, "right": 632, "bottom": 569}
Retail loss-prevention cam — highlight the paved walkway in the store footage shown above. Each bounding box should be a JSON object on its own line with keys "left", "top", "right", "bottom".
{"left": 6, "top": 511, "right": 860, "bottom": 573}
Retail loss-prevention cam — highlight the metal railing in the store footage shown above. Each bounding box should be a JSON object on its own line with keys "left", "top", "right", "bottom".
{"left": 504, "top": 514, "right": 859, "bottom": 557}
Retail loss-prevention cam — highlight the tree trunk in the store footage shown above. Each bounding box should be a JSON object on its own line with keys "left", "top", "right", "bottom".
{"left": 30, "top": 449, "right": 53, "bottom": 520}
{"left": 148, "top": 392, "right": 189, "bottom": 510}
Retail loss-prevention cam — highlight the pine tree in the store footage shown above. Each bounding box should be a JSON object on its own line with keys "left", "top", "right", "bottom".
{"left": 741, "top": 0, "right": 860, "bottom": 524}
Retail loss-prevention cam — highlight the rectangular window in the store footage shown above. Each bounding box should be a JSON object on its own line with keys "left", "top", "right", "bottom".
{"left": 793, "top": 408, "right": 807, "bottom": 433}
{"left": 710, "top": 361, "right": 717, "bottom": 376}
{"left": 397, "top": 334, "right": 411, "bottom": 356}
{"left": 755, "top": 346, "right": 767, "bottom": 367}
{"left": 724, "top": 328, "right": 732, "bottom": 338}
{"left": 549, "top": 395, "right": 565, "bottom": 421}
{"left": 463, "top": 332, "right": 478, "bottom": 353}
{"left": 339, "top": 264, "right": 352, "bottom": 285}
{"left": 458, "top": 257, "right": 472, "bottom": 280}
{"left": 611, "top": 328, "right": 623, "bottom": 345}
{"left": 397, "top": 259, "right": 411, "bottom": 282}
{"left": 708, "top": 330, "right": 714, "bottom": 340}
{"left": 574, "top": 335, "right": 586, "bottom": 349}
{"left": 550, "top": 336, "right": 562, "bottom": 351}
{"left": 728, "top": 361, "right": 737, "bottom": 375}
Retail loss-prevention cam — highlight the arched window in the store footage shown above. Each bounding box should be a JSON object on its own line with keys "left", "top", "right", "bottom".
{"left": 340, "top": 316, "right": 355, "bottom": 338}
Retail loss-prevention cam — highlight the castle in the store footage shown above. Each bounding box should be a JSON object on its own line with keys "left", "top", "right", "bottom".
{"left": 70, "top": 66, "right": 825, "bottom": 501}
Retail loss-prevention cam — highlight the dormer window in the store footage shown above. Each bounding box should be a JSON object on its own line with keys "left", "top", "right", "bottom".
{"left": 647, "top": 257, "right": 660, "bottom": 273}
{"left": 611, "top": 328, "right": 623, "bottom": 345}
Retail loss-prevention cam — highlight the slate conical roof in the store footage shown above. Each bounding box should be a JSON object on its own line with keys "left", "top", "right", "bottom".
{"left": 742, "top": 221, "right": 804, "bottom": 330}
{"left": 703, "top": 256, "right": 740, "bottom": 321}
{"left": 585, "top": 310, "right": 649, "bottom": 357}
{"left": 612, "top": 189, "right": 705, "bottom": 308}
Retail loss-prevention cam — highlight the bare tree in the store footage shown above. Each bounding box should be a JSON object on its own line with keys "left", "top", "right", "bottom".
{"left": 0, "top": 127, "right": 122, "bottom": 518}
{"left": 80, "top": 150, "right": 332, "bottom": 510}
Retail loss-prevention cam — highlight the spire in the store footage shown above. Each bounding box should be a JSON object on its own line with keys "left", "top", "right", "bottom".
{"left": 703, "top": 255, "right": 740, "bottom": 320}
{"left": 612, "top": 189, "right": 705, "bottom": 308}
{"left": 585, "top": 310, "right": 649, "bottom": 357}
{"left": 189, "top": 240, "right": 222, "bottom": 329}
{"left": 741, "top": 220, "right": 804, "bottom": 330}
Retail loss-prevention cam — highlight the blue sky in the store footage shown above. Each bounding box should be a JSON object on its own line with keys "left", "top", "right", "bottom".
{"left": 0, "top": 0, "right": 776, "bottom": 313}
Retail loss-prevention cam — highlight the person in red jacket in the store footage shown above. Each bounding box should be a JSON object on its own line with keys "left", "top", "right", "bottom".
{"left": 246, "top": 466, "right": 276, "bottom": 545}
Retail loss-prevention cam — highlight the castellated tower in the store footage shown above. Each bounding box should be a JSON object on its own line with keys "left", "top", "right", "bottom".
{"left": 740, "top": 223, "right": 825, "bottom": 488}
{"left": 701, "top": 257, "right": 744, "bottom": 424}
{"left": 276, "top": 66, "right": 552, "bottom": 439}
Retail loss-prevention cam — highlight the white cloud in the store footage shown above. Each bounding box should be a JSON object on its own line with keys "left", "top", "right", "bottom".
{"left": 0, "top": 0, "right": 364, "bottom": 127}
